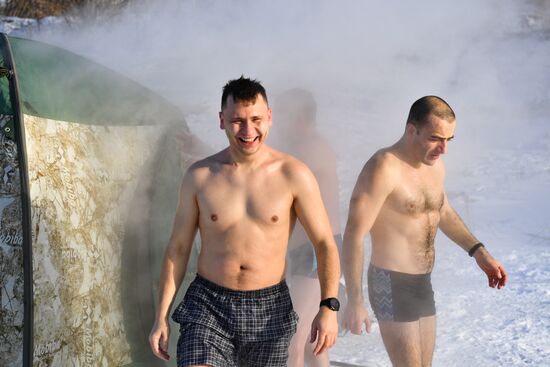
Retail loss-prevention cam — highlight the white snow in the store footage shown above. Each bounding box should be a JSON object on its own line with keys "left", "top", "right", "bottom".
{"left": 2, "top": 1, "right": 549, "bottom": 365}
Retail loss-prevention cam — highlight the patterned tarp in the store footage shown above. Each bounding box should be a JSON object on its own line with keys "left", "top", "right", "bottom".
{"left": 25, "top": 115, "right": 163, "bottom": 366}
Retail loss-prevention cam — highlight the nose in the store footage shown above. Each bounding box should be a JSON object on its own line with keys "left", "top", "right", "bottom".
{"left": 439, "top": 140, "right": 448, "bottom": 154}
{"left": 240, "top": 120, "right": 255, "bottom": 135}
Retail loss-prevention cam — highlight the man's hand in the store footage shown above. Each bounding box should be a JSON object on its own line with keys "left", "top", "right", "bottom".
{"left": 341, "top": 301, "right": 371, "bottom": 335}
{"left": 474, "top": 249, "right": 508, "bottom": 289}
{"left": 310, "top": 307, "right": 339, "bottom": 355}
{"left": 149, "top": 319, "right": 171, "bottom": 361}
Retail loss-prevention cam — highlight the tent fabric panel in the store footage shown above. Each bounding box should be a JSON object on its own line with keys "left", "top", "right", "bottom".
{"left": 25, "top": 115, "right": 167, "bottom": 366}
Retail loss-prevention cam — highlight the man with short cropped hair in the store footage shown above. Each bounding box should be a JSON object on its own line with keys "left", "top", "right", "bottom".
{"left": 342, "top": 96, "right": 507, "bottom": 367}
{"left": 149, "top": 76, "right": 340, "bottom": 367}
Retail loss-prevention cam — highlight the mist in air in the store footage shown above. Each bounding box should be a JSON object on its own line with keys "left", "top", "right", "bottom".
{"left": 26, "top": 0, "right": 550, "bottom": 365}
{"left": 33, "top": 0, "right": 549, "bottom": 197}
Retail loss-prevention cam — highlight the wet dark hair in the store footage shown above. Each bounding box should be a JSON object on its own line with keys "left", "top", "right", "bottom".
{"left": 221, "top": 76, "right": 268, "bottom": 110}
{"left": 407, "top": 95, "right": 455, "bottom": 128}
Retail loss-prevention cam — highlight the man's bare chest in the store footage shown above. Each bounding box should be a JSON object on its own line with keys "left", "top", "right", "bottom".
{"left": 196, "top": 175, "right": 294, "bottom": 228}
{"left": 388, "top": 173, "right": 444, "bottom": 216}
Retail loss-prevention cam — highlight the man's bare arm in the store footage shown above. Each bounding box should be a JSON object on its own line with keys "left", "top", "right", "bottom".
{"left": 342, "top": 153, "right": 396, "bottom": 334}
{"left": 149, "top": 169, "right": 200, "bottom": 360}
{"left": 439, "top": 193, "right": 507, "bottom": 289}
{"left": 438, "top": 193, "right": 479, "bottom": 250}
{"left": 343, "top": 155, "right": 395, "bottom": 302}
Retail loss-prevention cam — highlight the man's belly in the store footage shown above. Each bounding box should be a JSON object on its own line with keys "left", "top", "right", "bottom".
{"left": 370, "top": 234, "right": 435, "bottom": 274}
{"left": 197, "top": 251, "right": 287, "bottom": 291}
{"left": 371, "top": 213, "right": 438, "bottom": 273}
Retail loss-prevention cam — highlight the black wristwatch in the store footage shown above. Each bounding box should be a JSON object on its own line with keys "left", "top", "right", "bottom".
{"left": 319, "top": 297, "right": 340, "bottom": 311}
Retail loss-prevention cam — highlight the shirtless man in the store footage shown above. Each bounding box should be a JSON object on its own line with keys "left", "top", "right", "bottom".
{"left": 274, "top": 88, "right": 341, "bottom": 367}
{"left": 342, "top": 96, "right": 507, "bottom": 367}
{"left": 149, "top": 77, "right": 340, "bottom": 367}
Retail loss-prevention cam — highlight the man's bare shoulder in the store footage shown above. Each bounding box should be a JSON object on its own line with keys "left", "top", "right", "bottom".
{"left": 267, "top": 148, "right": 318, "bottom": 192}
{"left": 275, "top": 149, "right": 313, "bottom": 176}
{"left": 362, "top": 147, "right": 402, "bottom": 178}
{"left": 184, "top": 149, "right": 229, "bottom": 183}
{"left": 350, "top": 148, "right": 400, "bottom": 199}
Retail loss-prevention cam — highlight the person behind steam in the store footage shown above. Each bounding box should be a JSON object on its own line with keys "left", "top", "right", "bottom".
{"left": 273, "top": 88, "right": 342, "bottom": 367}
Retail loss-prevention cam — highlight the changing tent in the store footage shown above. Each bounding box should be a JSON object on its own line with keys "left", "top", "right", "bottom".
{"left": 0, "top": 33, "right": 196, "bottom": 367}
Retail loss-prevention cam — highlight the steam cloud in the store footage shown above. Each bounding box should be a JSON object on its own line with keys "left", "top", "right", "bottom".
{"left": 30, "top": 0, "right": 549, "bottom": 203}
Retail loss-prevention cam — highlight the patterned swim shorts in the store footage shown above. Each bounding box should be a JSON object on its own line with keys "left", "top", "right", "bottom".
{"left": 367, "top": 263, "right": 436, "bottom": 322}
{"left": 171, "top": 274, "right": 298, "bottom": 367}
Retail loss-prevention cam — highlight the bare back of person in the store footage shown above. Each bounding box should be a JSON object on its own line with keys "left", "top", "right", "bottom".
{"left": 273, "top": 89, "right": 340, "bottom": 367}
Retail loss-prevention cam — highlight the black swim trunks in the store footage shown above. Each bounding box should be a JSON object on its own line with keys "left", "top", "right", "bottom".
{"left": 171, "top": 274, "right": 298, "bottom": 367}
{"left": 367, "top": 263, "right": 436, "bottom": 322}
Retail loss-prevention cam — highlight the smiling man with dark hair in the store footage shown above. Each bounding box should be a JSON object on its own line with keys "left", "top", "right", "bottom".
{"left": 149, "top": 76, "right": 340, "bottom": 367}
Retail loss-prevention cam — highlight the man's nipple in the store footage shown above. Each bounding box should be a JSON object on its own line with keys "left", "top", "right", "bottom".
{"left": 271, "top": 215, "right": 279, "bottom": 223}
{"left": 210, "top": 214, "right": 218, "bottom": 222}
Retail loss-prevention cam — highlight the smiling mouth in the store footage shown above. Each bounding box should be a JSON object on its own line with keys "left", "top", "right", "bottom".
{"left": 238, "top": 136, "right": 258, "bottom": 143}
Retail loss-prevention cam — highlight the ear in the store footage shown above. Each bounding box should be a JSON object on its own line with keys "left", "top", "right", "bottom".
{"left": 219, "top": 111, "right": 225, "bottom": 130}
{"left": 406, "top": 122, "right": 417, "bottom": 136}
{"left": 267, "top": 108, "right": 273, "bottom": 127}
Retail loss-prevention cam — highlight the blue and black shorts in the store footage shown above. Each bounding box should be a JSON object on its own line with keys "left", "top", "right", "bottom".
{"left": 368, "top": 263, "right": 436, "bottom": 322}
{"left": 171, "top": 274, "right": 298, "bottom": 367}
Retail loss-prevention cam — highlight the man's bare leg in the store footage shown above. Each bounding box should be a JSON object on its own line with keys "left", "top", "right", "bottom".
{"left": 304, "top": 332, "right": 330, "bottom": 367}
{"left": 418, "top": 315, "right": 436, "bottom": 367}
{"left": 379, "top": 320, "right": 422, "bottom": 367}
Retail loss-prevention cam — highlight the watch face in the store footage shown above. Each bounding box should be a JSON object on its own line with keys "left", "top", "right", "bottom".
{"left": 320, "top": 297, "right": 340, "bottom": 311}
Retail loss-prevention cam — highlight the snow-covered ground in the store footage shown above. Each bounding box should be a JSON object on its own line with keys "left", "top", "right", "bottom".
{"left": 2, "top": 1, "right": 549, "bottom": 365}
